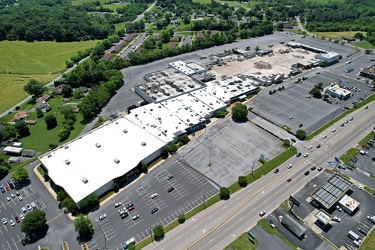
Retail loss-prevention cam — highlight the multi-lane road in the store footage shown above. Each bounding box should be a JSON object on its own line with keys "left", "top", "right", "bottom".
{"left": 144, "top": 101, "right": 375, "bottom": 250}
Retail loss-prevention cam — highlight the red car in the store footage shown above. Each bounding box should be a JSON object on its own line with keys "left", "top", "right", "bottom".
{"left": 287, "top": 178, "right": 292, "bottom": 182}
{"left": 128, "top": 205, "right": 135, "bottom": 211}
{"left": 5, "top": 185, "right": 10, "bottom": 191}
{"left": 15, "top": 216, "right": 20, "bottom": 223}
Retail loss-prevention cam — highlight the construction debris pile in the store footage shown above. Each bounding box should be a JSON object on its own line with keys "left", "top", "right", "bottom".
{"left": 254, "top": 61, "right": 272, "bottom": 70}
{"left": 293, "top": 55, "right": 305, "bottom": 59}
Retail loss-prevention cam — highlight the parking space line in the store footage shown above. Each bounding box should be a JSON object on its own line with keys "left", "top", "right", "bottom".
{"left": 12, "top": 237, "right": 19, "bottom": 250}
{"left": 2, "top": 243, "right": 5, "bottom": 250}
{"left": 6, "top": 241, "right": 11, "bottom": 250}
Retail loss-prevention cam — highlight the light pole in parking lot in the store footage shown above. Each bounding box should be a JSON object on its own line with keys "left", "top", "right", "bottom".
{"left": 149, "top": 225, "right": 153, "bottom": 243}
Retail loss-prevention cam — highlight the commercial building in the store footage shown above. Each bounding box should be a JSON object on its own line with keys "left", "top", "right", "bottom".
{"left": 325, "top": 86, "right": 351, "bottom": 100}
{"left": 338, "top": 194, "right": 360, "bottom": 215}
{"left": 39, "top": 117, "right": 166, "bottom": 208}
{"left": 315, "top": 52, "right": 340, "bottom": 65}
{"left": 315, "top": 210, "right": 332, "bottom": 225}
{"left": 360, "top": 66, "right": 375, "bottom": 79}
{"left": 3, "top": 146, "right": 23, "bottom": 155}
{"left": 281, "top": 214, "right": 307, "bottom": 238}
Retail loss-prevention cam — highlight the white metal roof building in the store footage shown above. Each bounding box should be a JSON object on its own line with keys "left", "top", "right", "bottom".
{"left": 315, "top": 52, "right": 340, "bottom": 65}
{"left": 125, "top": 103, "right": 187, "bottom": 144}
{"left": 169, "top": 60, "right": 196, "bottom": 75}
{"left": 204, "top": 82, "right": 235, "bottom": 104}
{"left": 190, "top": 88, "right": 227, "bottom": 112}
{"left": 3, "top": 146, "right": 23, "bottom": 155}
{"left": 39, "top": 117, "right": 166, "bottom": 207}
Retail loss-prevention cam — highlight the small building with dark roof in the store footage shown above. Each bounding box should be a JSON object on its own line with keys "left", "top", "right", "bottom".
{"left": 281, "top": 214, "right": 307, "bottom": 238}
{"left": 360, "top": 65, "right": 375, "bottom": 79}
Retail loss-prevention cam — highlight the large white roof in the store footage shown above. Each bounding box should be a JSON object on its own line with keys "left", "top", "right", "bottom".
{"left": 39, "top": 117, "right": 165, "bottom": 203}
{"left": 204, "top": 82, "right": 234, "bottom": 103}
{"left": 160, "top": 98, "right": 203, "bottom": 126}
{"left": 125, "top": 103, "right": 187, "bottom": 143}
{"left": 190, "top": 88, "right": 227, "bottom": 111}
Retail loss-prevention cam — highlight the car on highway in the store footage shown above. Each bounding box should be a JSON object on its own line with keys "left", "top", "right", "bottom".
{"left": 2, "top": 218, "right": 7, "bottom": 224}
{"left": 273, "top": 168, "right": 279, "bottom": 173}
{"left": 99, "top": 214, "right": 107, "bottom": 221}
{"left": 287, "top": 164, "right": 292, "bottom": 169}
{"left": 296, "top": 152, "right": 301, "bottom": 157}
{"left": 287, "top": 178, "right": 292, "bottom": 182}
{"left": 114, "top": 202, "right": 122, "bottom": 208}
{"left": 311, "top": 166, "right": 316, "bottom": 171}
{"left": 150, "top": 193, "right": 158, "bottom": 199}
{"left": 259, "top": 210, "right": 266, "bottom": 216}
{"left": 327, "top": 160, "right": 333, "bottom": 165}
{"left": 132, "top": 214, "right": 140, "bottom": 220}
{"left": 151, "top": 208, "right": 159, "bottom": 214}
{"left": 317, "top": 167, "right": 323, "bottom": 171}
{"left": 166, "top": 174, "right": 173, "bottom": 180}
{"left": 9, "top": 219, "right": 15, "bottom": 227}
{"left": 357, "top": 227, "right": 368, "bottom": 236}
{"left": 332, "top": 128, "right": 336, "bottom": 132}
{"left": 304, "top": 171, "right": 310, "bottom": 176}
{"left": 126, "top": 203, "right": 134, "bottom": 209}
{"left": 168, "top": 187, "right": 174, "bottom": 192}
{"left": 304, "top": 153, "right": 309, "bottom": 158}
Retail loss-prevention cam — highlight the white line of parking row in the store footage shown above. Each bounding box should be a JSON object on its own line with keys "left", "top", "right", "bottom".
{"left": 1, "top": 234, "right": 23, "bottom": 250}
{"left": 175, "top": 162, "right": 207, "bottom": 188}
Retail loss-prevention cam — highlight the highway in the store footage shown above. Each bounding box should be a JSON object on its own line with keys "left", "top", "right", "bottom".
{"left": 144, "top": 101, "right": 375, "bottom": 250}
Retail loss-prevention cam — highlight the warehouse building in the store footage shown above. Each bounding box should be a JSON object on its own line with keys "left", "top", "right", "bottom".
{"left": 315, "top": 52, "right": 340, "bottom": 65}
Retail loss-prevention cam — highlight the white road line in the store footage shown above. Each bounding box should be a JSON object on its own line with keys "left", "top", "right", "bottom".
{"left": 12, "top": 237, "right": 19, "bottom": 250}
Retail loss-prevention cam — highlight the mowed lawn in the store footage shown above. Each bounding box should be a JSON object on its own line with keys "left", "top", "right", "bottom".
{"left": 0, "top": 74, "right": 57, "bottom": 114}
{"left": 311, "top": 31, "right": 366, "bottom": 39}
{"left": 0, "top": 40, "right": 98, "bottom": 74}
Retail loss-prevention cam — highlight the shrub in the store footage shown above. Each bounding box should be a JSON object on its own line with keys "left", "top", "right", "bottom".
{"left": 178, "top": 135, "right": 190, "bottom": 145}
{"left": 219, "top": 187, "right": 230, "bottom": 199}
{"left": 167, "top": 143, "right": 178, "bottom": 154}
{"left": 178, "top": 214, "right": 186, "bottom": 224}
{"left": 214, "top": 110, "right": 228, "bottom": 118}
{"left": 296, "top": 130, "right": 307, "bottom": 140}
{"left": 43, "top": 173, "right": 50, "bottom": 182}
{"left": 141, "top": 163, "right": 148, "bottom": 174}
{"left": 153, "top": 225, "right": 165, "bottom": 239}
{"left": 238, "top": 176, "right": 247, "bottom": 187}
{"left": 113, "top": 183, "right": 119, "bottom": 193}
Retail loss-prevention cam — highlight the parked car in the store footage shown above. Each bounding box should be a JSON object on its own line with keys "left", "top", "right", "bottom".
{"left": 114, "top": 202, "right": 122, "bottom": 208}
{"left": 31, "top": 202, "right": 36, "bottom": 209}
{"left": 5, "top": 185, "right": 10, "bottom": 191}
{"left": 336, "top": 205, "right": 343, "bottom": 212}
{"left": 0, "top": 186, "right": 5, "bottom": 193}
{"left": 21, "top": 239, "right": 27, "bottom": 246}
{"left": 367, "top": 215, "right": 375, "bottom": 223}
{"left": 18, "top": 196, "right": 23, "bottom": 201}
{"left": 9, "top": 219, "right": 15, "bottom": 227}
{"left": 6, "top": 196, "right": 11, "bottom": 202}
{"left": 22, "top": 207, "right": 27, "bottom": 213}
{"left": 99, "top": 214, "right": 107, "bottom": 221}
{"left": 323, "top": 135, "right": 327, "bottom": 139}
{"left": 259, "top": 210, "right": 266, "bottom": 217}
{"left": 150, "top": 193, "right": 158, "bottom": 199}
{"left": 19, "top": 214, "right": 24, "bottom": 220}
{"left": 15, "top": 216, "right": 20, "bottom": 223}
{"left": 26, "top": 204, "right": 32, "bottom": 210}
{"left": 316, "top": 144, "right": 321, "bottom": 148}
{"left": 151, "top": 208, "right": 159, "bottom": 214}
{"left": 166, "top": 174, "right": 173, "bottom": 180}
{"left": 132, "top": 214, "right": 140, "bottom": 220}
{"left": 126, "top": 203, "right": 134, "bottom": 209}
{"left": 332, "top": 216, "right": 341, "bottom": 222}
{"left": 168, "top": 187, "right": 175, "bottom": 192}
{"left": 2, "top": 218, "right": 7, "bottom": 224}
{"left": 304, "top": 153, "right": 309, "bottom": 158}
{"left": 332, "top": 128, "right": 336, "bottom": 132}
{"left": 357, "top": 227, "right": 368, "bottom": 236}
{"left": 327, "top": 160, "right": 333, "bottom": 165}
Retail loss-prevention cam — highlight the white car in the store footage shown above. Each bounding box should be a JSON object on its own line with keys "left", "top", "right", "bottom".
{"left": 19, "top": 214, "right": 24, "bottom": 220}
{"left": 304, "top": 153, "right": 309, "bottom": 158}
{"left": 308, "top": 145, "right": 313, "bottom": 150}
{"left": 31, "top": 202, "right": 36, "bottom": 208}
{"left": 150, "top": 193, "right": 158, "bottom": 199}
{"left": 336, "top": 205, "right": 343, "bottom": 212}
{"left": 327, "top": 160, "right": 333, "bottom": 165}
{"left": 132, "top": 214, "right": 140, "bottom": 220}
{"left": 323, "top": 135, "right": 327, "bottom": 139}
{"left": 9, "top": 219, "right": 15, "bottom": 227}
{"left": 22, "top": 207, "right": 27, "bottom": 213}
{"left": 6, "top": 196, "right": 11, "bottom": 202}
{"left": 11, "top": 193, "right": 15, "bottom": 198}
{"left": 332, "top": 128, "right": 336, "bottom": 132}
{"left": 287, "top": 164, "right": 293, "bottom": 169}
{"left": 26, "top": 204, "right": 32, "bottom": 210}
{"left": 259, "top": 210, "right": 266, "bottom": 217}
{"left": 99, "top": 214, "right": 107, "bottom": 221}
{"left": 18, "top": 196, "right": 23, "bottom": 201}
{"left": 2, "top": 218, "right": 7, "bottom": 225}
{"left": 114, "top": 202, "right": 122, "bottom": 208}
{"left": 332, "top": 216, "right": 341, "bottom": 222}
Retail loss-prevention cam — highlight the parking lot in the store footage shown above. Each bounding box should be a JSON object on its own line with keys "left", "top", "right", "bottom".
{"left": 176, "top": 116, "right": 284, "bottom": 187}
{"left": 350, "top": 141, "right": 375, "bottom": 176}
{"left": 86, "top": 158, "right": 218, "bottom": 249}
{"left": 0, "top": 179, "right": 46, "bottom": 249}
{"left": 290, "top": 170, "right": 375, "bottom": 249}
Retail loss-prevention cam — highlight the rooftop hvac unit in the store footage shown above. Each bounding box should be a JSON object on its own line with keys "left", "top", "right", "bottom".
{"left": 96, "top": 143, "right": 101, "bottom": 148}
{"left": 47, "top": 154, "right": 51, "bottom": 158}
{"left": 64, "top": 146, "right": 69, "bottom": 149}
{"left": 65, "top": 160, "right": 70, "bottom": 165}
{"left": 82, "top": 177, "right": 88, "bottom": 184}
{"left": 141, "top": 142, "right": 146, "bottom": 146}
{"left": 114, "top": 158, "right": 120, "bottom": 164}
{"left": 123, "top": 129, "right": 128, "bottom": 133}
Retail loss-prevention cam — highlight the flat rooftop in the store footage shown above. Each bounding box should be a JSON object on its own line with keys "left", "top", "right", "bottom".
{"left": 39, "top": 117, "right": 166, "bottom": 203}
{"left": 338, "top": 194, "right": 360, "bottom": 213}
{"left": 311, "top": 174, "right": 353, "bottom": 209}
{"left": 159, "top": 98, "right": 204, "bottom": 126}
{"left": 281, "top": 213, "right": 307, "bottom": 237}
{"left": 203, "top": 82, "right": 234, "bottom": 103}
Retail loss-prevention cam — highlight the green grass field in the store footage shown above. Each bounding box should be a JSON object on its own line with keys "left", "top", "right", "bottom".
{"left": 102, "top": 3, "right": 128, "bottom": 12}
{"left": 311, "top": 31, "right": 365, "bottom": 39}
{"left": 353, "top": 41, "right": 374, "bottom": 50}
{"left": 71, "top": 0, "right": 108, "bottom": 5}
{"left": 360, "top": 222, "right": 375, "bottom": 249}
{"left": 224, "top": 232, "right": 258, "bottom": 250}
{"left": 0, "top": 40, "right": 98, "bottom": 74}
{"left": 0, "top": 74, "right": 57, "bottom": 114}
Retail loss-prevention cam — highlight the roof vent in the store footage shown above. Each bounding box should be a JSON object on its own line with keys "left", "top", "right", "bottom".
{"left": 47, "top": 154, "right": 51, "bottom": 158}
{"left": 95, "top": 143, "right": 101, "bottom": 148}
{"left": 116, "top": 122, "right": 118, "bottom": 124}
{"left": 65, "top": 160, "right": 70, "bottom": 165}
{"left": 123, "top": 129, "right": 128, "bottom": 133}
{"left": 82, "top": 177, "right": 88, "bottom": 184}
{"left": 64, "top": 146, "right": 69, "bottom": 149}
{"left": 114, "top": 158, "right": 120, "bottom": 164}
{"left": 141, "top": 142, "right": 146, "bottom": 146}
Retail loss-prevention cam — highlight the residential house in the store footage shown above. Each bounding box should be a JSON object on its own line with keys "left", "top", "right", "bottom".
{"left": 54, "top": 84, "right": 65, "bottom": 95}
{"left": 13, "top": 112, "right": 28, "bottom": 122}
{"left": 36, "top": 94, "right": 50, "bottom": 103}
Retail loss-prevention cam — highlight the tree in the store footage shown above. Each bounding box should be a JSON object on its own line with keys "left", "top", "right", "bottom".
{"left": 74, "top": 214, "right": 94, "bottom": 238}
{"left": 178, "top": 135, "right": 190, "bottom": 145}
{"left": 62, "top": 85, "right": 73, "bottom": 98}
{"left": 21, "top": 210, "right": 46, "bottom": 235}
{"left": 219, "top": 187, "right": 230, "bottom": 199}
{"left": 232, "top": 103, "right": 248, "bottom": 120}
{"left": 3, "top": 124, "right": 17, "bottom": 139}
{"left": 43, "top": 173, "right": 50, "bottom": 182}
{"left": 73, "top": 89, "right": 84, "bottom": 99}
{"left": 36, "top": 107, "right": 44, "bottom": 118}
{"left": 0, "top": 165, "right": 11, "bottom": 180}
{"left": 113, "top": 183, "right": 119, "bottom": 193}
{"left": 283, "top": 139, "right": 290, "bottom": 148}
{"left": 58, "top": 127, "right": 71, "bottom": 142}
{"left": 296, "top": 130, "right": 307, "bottom": 140}
{"left": 214, "top": 110, "right": 228, "bottom": 118}
{"left": 178, "top": 214, "right": 186, "bottom": 224}
{"left": 276, "top": 22, "right": 284, "bottom": 31}
{"left": 23, "top": 79, "right": 45, "bottom": 97}
{"left": 57, "top": 190, "right": 68, "bottom": 202}
{"left": 62, "top": 197, "right": 77, "bottom": 213}
{"left": 80, "top": 194, "right": 99, "bottom": 213}
{"left": 312, "top": 88, "right": 322, "bottom": 98}
{"left": 255, "top": 45, "right": 260, "bottom": 51}
{"left": 167, "top": 143, "right": 178, "bottom": 154}
{"left": 238, "top": 176, "right": 247, "bottom": 187}
{"left": 45, "top": 114, "right": 58, "bottom": 129}
{"left": 12, "top": 167, "right": 29, "bottom": 183}
{"left": 60, "top": 106, "right": 76, "bottom": 122}
{"left": 153, "top": 225, "right": 165, "bottom": 239}
{"left": 15, "top": 120, "right": 30, "bottom": 137}
{"left": 354, "top": 32, "right": 364, "bottom": 41}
